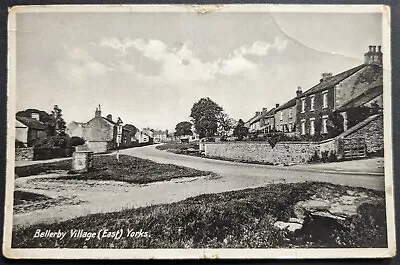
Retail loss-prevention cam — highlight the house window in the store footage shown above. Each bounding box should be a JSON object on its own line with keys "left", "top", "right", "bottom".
{"left": 288, "top": 123, "right": 293, "bottom": 132}
{"left": 322, "top": 115, "right": 328, "bottom": 133}
{"left": 280, "top": 112, "right": 283, "bottom": 121}
{"left": 310, "top": 95, "right": 315, "bottom": 111}
{"left": 289, "top": 108, "right": 293, "bottom": 119}
{"left": 323, "top": 92, "right": 328, "bottom": 108}
{"left": 310, "top": 118, "right": 315, "bottom": 136}
{"left": 301, "top": 120, "right": 306, "bottom": 135}
{"left": 301, "top": 99, "right": 306, "bottom": 113}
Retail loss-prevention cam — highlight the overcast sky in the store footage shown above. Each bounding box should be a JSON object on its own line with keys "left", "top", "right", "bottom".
{"left": 15, "top": 10, "right": 382, "bottom": 131}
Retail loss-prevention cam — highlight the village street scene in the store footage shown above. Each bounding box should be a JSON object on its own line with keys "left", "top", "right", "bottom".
{"left": 10, "top": 9, "right": 388, "bottom": 250}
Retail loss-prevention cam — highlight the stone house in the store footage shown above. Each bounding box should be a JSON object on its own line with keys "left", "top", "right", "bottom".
{"left": 67, "top": 106, "right": 132, "bottom": 153}
{"left": 15, "top": 113, "right": 47, "bottom": 147}
{"left": 153, "top": 130, "right": 168, "bottom": 143}
{"left": 296, "top": 45, "right": 383, "bottom": 136}
{"left": 245, "top": 111, "right": 263, "bottom": 133}
{"left": 274, "top": 96, "right": 297, "bottom": 135}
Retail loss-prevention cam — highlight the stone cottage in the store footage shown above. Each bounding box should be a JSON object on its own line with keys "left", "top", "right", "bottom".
{"left": 295, "top": 45, "right": 383, "bottom": 136}
{"left": 66, "top": 106, "right": 132, "bottom": 153}
{"left": 15, "top": 113, "right": 47, "bottom": 147}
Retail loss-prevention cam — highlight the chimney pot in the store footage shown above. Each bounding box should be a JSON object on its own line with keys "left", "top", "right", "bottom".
{"left": 378, "top": 45, "right": 382, "bottom": 52}
{"left": 296, "top": 86, "right": 303, "bottom": 96}
{"left": 31, "top": 112, "right": 40, "bottom": 121}
{"left": 95, "top": 105, "right": 102, "bottom": 117}
{"left": 106, "top": 114, "right": 113, "bottom": 121}
{"left": 369, "top": 45, "right": 373, "bottom": 52}
{"left": 372, "top": 46, "right": 376, "bottom": 52}
{"left": 275, "top": 103, "right": 280, "bottom": 108}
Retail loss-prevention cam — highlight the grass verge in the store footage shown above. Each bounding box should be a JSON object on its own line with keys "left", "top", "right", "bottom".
{"left": 15, "top": 155, "right": 213, "bottom": 184}
{"left": 12, "top": 182, "right": 387, "bottom": 248}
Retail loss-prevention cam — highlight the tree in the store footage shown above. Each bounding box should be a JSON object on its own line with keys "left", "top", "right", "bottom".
{"left": 327, "top": 111, "right": 344, "bottom": 138}
{"left": 174, "top": 121, "right": 193, "bottom": 137}
{"left": 51, "top": 105, "right": 67, "bottom": 136}
{"left": 190, "top": 97, "right": 224, "bottom": 138}
{"left": 217, "top": 112, "right": 235, "bottom": 137}
{"left": 233, "top": 119, "right": 249, "bottom": 141}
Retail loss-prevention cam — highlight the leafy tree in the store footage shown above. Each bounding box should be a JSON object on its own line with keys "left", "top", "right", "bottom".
{"left": 174, "top": 121, "right": 193, "bottom": 137}
{"left": 233, "top": 119, "right": 249, "bottom": 141}
{"left": 218, "top": 112, "right": 235, "bottom": 137}
{"left": 51, "top": 105, "right": 67, "bottom": 136}
{"left": 190, "top": 97, "right": 224, "bottom": 138}
{"left": 327, "top": 111, "right": 344, "bottom": 138}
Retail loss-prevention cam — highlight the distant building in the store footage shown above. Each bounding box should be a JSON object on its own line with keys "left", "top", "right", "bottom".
{"left": 153, "top": 130, "right": 168, "bottom": 143}
{"left": 66, "top": 106, "right": 132, "bottom": 153}
{"left": 15, "top": 113, "right": 47, "bottom": 147}
{"left": 274, "top": 97, "right": 297, "bottom": 135}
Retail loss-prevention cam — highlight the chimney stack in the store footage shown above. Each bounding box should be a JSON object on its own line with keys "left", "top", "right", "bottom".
{"left": 106, "top": 114, "right": 113, "bottom": 121}
{"left": 275, "top": 103, "right": 280, "bottom": 108}
{"left": 364, "top": 45, "right": 383, "bottom": 65}
{"left": 296, "top": 86, "right": 303, "bottom": 96}
{"left": 321, "top": 73, "right": 332, "bottom": 82}
{"left": 31, "top": 112, "right": 40, "bottom": 121}
{"left": 255, "top": 111, "right": 261, "bottom": 116}
{"left": 95, "top": 105, "right": 101, "bottom": 117}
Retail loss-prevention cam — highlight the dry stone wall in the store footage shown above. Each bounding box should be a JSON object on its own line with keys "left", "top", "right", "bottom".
{"left": 15, "top": 147, "right": 34, "bottom": 161}
{"left": 344, "top": 114, "right": 383, "bottom": 154}
{"left": 205, "top": 141, "right": 320, "bottom": 165}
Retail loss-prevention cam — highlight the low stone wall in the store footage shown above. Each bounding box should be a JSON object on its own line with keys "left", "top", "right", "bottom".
{"left": 15, "top": 147, "right": 34, "bottom": 161}
{"left": 343, "top": 114, "right": 383, "bottom": 154}
{"left": 204, "top": 141, "right": 320, "bottom": 165}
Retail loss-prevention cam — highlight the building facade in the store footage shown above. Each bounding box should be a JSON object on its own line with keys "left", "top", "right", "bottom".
{"left": 15, "top": 114, "right": 47, "bottom": 147}
{"left": 296, "top": 45, "right": 383, "bottom": 137}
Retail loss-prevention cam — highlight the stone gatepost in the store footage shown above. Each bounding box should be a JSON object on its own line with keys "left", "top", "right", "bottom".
{"left": 72, "top": 145, "right": 93, "bottom": 173}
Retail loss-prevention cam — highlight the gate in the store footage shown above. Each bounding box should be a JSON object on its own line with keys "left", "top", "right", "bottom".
{"left": 342, "top": 137, "right": 366, "bottom": 160}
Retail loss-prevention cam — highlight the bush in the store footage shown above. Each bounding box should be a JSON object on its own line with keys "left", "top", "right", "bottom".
{"left": 69, "top": 136, "right": 85, "bottom": 147}
{"left": 33, "top": 148, "right": 67, "bottom": 160}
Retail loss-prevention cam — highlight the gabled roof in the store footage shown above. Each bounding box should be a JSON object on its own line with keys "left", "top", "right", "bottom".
{"left": 337, "top": 85, "right": 383, "bottom": 111}
{"left": 275, "top": 97, "right": 296, "bottom": 111}
{"left": 264, "top": 108, "right": 276, "bottom": 117}
{"left": 16, "top": 116, "right": 46, "bottom": 130}
{"left": 300, "top": 64, "right": 367, "bottom": 97}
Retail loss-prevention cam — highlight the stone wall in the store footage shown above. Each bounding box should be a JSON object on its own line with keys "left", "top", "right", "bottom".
{"left": 343, "top": 114, "right": 383, "bottom": 153}
{"left": 204, "top": 141, "right": 319, "bottom": 165}
{"left": 15, "top": 147, "right": 34, "bottom": 161}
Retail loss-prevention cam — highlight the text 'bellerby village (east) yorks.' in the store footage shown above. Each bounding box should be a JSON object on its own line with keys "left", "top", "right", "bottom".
{"left": 33, "top": 229, "right": 150, "bottom": 241}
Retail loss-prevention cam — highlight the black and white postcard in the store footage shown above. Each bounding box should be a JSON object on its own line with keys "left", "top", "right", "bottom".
{"left": 3, "top": 4, "right": 395, "bottom": 259}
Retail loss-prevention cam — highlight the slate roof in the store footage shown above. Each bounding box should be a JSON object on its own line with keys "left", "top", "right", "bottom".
{"left": 337, "top": 85, "right": 383, "bottom": 111}
{"left": 299, "top": 64, "right": 367, "bottom": 97}
{"left": 16, "top": 116, "right": 46, "bottom": 130}
{"left": 275, "top": 97, "right": 297, "bottom": 111}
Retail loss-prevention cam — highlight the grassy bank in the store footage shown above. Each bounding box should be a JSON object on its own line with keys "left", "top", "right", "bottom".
{"left": 15, "top": 155, "right": 213, "bottom": 184}
{"left": 12, "top": 182, "right": 387, "bottom": 248}
{"left": 156, "top": 142, "right": 199, "bottom": 155}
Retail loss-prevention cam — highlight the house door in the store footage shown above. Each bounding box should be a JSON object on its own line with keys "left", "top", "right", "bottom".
{"left": 342, "top": 137, "right": 367, "bottom": 160}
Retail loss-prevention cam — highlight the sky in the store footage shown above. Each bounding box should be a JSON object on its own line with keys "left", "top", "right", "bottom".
{"left": 15, "top": 10, "right": 382, "bottom": 131}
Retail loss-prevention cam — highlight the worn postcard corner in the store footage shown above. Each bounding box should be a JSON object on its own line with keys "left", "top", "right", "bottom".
{"left": 3, "top": 4, "right": 395, "bottom": 259}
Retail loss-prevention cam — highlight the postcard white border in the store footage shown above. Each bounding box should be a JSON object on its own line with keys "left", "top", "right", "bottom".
{"left": 3, "top": 4, "right": 395, "bottom": 259}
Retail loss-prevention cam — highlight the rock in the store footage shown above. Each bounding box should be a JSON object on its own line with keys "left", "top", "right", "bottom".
{"left": 329, "top": 204, "right": 358, "bottom": 218}
{"left": 273, "top": 221, "right": 303, "bottom": 232}
{"left": 287, "top": 222, "right": 303, "bottom": 232}
{"left": 311, "top": 211, "right": 346, "bottom": 221}
{"left": 339, "top": 195, "right": 358, "bottom": 205}
{"left": 294, "top": 200, "right": 331, "bottom": 219}
{"left": 346, "top": 190, "right": 356, "bottom": 196}
{"left": 289, "top": 217, "right": 304, "bottom": 224}
{"left": 274, "top": 221, "right": 290, "bottom": 230}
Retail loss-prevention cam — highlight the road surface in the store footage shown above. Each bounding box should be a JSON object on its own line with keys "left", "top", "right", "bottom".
{"left": 121, "top": 144, "right": 385, "bottom": 191}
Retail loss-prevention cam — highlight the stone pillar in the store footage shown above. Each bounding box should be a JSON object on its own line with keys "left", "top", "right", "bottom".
{"left": 72, "top": 145, "right": 93, "bottom": 173}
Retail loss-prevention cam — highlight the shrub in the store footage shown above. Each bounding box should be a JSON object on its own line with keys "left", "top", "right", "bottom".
{"left": 69, "top": 136, "right": 85, "bottom": 147}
